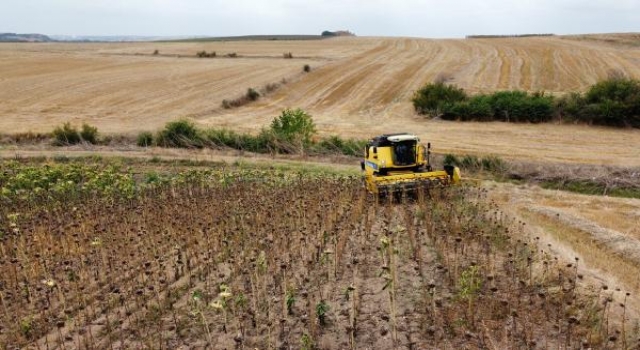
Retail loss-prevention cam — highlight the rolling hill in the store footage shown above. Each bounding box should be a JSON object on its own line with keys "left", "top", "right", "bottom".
{"left": 1, "top": 34, "right": 639, "bottom": 165}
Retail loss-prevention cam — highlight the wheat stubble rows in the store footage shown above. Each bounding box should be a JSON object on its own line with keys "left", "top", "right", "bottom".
{"left": 1, "top": 35, "right": 640, "bottom": 165}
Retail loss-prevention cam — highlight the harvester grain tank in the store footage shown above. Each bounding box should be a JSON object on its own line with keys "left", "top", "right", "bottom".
{"left": 361, "top": 133, "right": 460, "bottom": 196}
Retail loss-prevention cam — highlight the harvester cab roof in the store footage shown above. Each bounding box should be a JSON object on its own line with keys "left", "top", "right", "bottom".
{"left": 368, "top": 133, "right": 419, "bottom": 146}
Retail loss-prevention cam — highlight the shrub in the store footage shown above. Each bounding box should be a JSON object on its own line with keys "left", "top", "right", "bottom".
{"left": 196, "top": 51, "right": 216, "bottom": 58}
{"left": 137, "top": 132, "right": 154, "bottom": 147}
{"left": 246, "top": 88, "right": 260, "bottom": 101}
{"left": 303, "top": 64, "right": 311, "bottom": 73}
{"left": 412, "top": 82, "right": 467, "bottom": 116}
{"left": 156, "top": 120, "right": 202, "bottom": 148}
{"left": 270, "top": 108, "right": 316, "bottom": 146}
{"left": 555, "top": 92, "right": 587, "bottom": 122}
{"left": 80, "top": 123, "right": 99, "bottom": 144}
{"left": 153, "top": 49, "right": 159, "bottom": 55}
{"left": 583, "top": 77, "right": 640, "bottom": 127}
{"left": 264, "top": 83, "right": 280, "bottom": 93}
{"left": 220, "top": 88, "right": 260, "bottom": 109}
{"left": 283, "top": 52, "right": 293, "bottom": 59}
{"left": 480, "top": 155, "right": 507, "bottom": 173}
{"left": 460, "top": 155, "right": 481, "bottom": 170}
{"left": 52, "top": 122, "right": 81, "bottom": 145}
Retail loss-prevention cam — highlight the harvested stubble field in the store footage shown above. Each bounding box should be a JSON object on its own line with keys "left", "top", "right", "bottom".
{"left": 2, "top": 35, "right": 640, "bottom": 165}
{"left": 1, "top": 161, "right": 638, "bottom": 349}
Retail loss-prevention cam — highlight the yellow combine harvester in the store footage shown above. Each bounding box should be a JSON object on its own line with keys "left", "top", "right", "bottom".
{"left": 361, "top": 133, "right": 461, "bottom": 197}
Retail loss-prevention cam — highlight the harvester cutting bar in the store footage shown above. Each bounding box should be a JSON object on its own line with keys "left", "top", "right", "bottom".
{"left": 366, "top": 170, "right": 452, "bottom": 195}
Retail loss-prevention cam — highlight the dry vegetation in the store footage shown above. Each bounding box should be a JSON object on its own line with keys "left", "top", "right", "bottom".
{"left": 2, "top": 35, "right": 640, "bottom": 165}
{"left": 2, "top": 161, "right": 638, "bottom": 349}
{"left": 488, "top": 182, "right": 640, "bottom": 316}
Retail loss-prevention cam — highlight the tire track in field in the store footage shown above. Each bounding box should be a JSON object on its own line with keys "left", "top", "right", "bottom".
{"left": 369, "top": 39, "right": 444, "bottom": 109}
{"left": 497, "top": 45, "right": 512, "bottom": 89}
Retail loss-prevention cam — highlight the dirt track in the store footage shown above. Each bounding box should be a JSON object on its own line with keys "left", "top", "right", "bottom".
{"left": 2, "top": 35, "right": 640, "bottom": 166}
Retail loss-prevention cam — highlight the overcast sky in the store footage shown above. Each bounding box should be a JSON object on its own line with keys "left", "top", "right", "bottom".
{"left": 3, "top": 0, "right": 639, "bottom": 38}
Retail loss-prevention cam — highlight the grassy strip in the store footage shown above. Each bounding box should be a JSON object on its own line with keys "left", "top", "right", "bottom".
{"left": 444, "top": 153, "right": 640, "bottom": 199}
{"left": 540, "top": 180, "right": 640, "bottom": 199}
{"left": 151, "top": 117, "right": 367, "bottom": 157}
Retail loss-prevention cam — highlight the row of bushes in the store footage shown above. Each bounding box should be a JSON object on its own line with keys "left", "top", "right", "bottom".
{"left": 413, "top": 77, "right": 640, "bottom": 128}
{"left": 195, "top": 51, "right": 240, "bottom": 58}
{"left": 37, "top": 109, "right": 365, "bottom": 157}
{"left": 52, "top": 123, "right": 99, "bottom": 145}
{"left": 221, "top": 88, "right": 261, "bottom": 109}
{"left": 139, "top": 109, "right": 366, "bottom": 157}
{"left": 221, "top": 65, "right": 311, "bottom": 110}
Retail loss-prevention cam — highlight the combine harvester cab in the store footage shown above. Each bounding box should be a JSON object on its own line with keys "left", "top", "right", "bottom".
{"left": 361, "top": 133, "right": 460, "bottom": 198}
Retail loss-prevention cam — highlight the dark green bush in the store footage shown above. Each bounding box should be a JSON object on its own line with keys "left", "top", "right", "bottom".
{"left": 52, "top": 123, "right": 81, "bottom": 145}
{"left": 437, "top": 88, "right": 554, "bottom": 123}
{"left": 555, "top": 92, "right": 587, "bottom": 122}
{"left": 443, "top": 95, "right": 493, "bottom": 121}
{"left": 487, "top": 91, "right": 554, "bottom": 123}
{"left": 586, "top": 78, "right": 640, "bottom": 104}
{"left": 137, "top": 132, "right": 154, "bottom": 147}
{"left": 156, "top": 120, "right": 202, "bottom": 148}
{"left": 303, "top": 64, "right": 311, "bottom": 73}
{"left": 583, "top": 78, "right": 640, "bottom": 127}
{"left": 412, "top": 82, "right": 467, "bottom": 116}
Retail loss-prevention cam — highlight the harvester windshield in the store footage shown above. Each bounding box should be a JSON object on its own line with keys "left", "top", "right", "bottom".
{"left": 392, "top": 140, "right": 416, "bottom": 166}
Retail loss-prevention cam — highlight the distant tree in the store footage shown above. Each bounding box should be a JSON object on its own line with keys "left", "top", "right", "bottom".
{"left": 270, "top": 108, "right": 316, "bottom": 145}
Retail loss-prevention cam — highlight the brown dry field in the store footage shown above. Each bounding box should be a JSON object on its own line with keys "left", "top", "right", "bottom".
{"left": 488, "top": 181, "right": 640, "bottom": 316}
{"left": 1, "top": 35, "right": 640, "bottom": 165}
